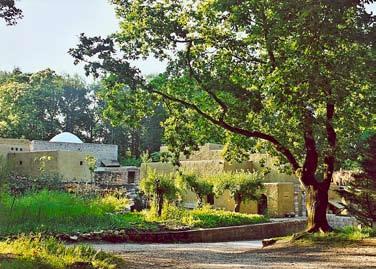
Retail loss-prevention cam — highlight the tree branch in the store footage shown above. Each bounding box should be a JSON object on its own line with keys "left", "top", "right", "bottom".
{"left": 149, "top": 85, "right": 300, "bottom": 172}
{"left": 322, "top": 99, "right": 336, "bottom": 189}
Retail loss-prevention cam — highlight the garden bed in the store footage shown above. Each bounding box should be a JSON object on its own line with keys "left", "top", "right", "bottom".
{"left": 0, "top": 190, "right": 269, "bottom": 241}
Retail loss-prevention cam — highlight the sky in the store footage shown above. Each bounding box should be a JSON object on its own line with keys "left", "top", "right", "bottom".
{"left": 0, "top": 0, "right": 166, "bottom": 80}
{"left": 0, "top": 1, "right": 375, "bottom": 82}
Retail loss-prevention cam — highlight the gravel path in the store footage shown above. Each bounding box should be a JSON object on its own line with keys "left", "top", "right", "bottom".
{"left": 88, "top": 239, "right": 376, "bottom": 269}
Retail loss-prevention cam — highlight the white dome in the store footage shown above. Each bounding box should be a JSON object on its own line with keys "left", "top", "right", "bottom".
{"left": 50, "top": 132, "right": 83, "bottom": 143}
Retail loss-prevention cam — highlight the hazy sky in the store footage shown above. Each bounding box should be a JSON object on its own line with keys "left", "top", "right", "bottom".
{"left": 1, "top": 1, "right": 375, "bottom": 81}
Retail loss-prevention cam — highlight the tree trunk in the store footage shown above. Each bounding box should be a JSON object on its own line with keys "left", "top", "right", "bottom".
{"left": 197, "top": 195, "right": 203, "bottom": 208}
{"left": 206, "top": 193, "right": 215, "bottom": 205}
{"left": 234, "top": 193, "right": 242, "bottom": 212}
{"left": 157, "top": 193, "right": 163, "bottom": 216}
{"left": 305, "top": 184, "right": 332, "bottom": 232}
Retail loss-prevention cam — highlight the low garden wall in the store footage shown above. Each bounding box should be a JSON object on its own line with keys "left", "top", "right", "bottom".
{"left": 61, "top": 219, "right": 306, "bottom": 243}
{"left": 327, "top": 214, "right": 359, "bottom": 229}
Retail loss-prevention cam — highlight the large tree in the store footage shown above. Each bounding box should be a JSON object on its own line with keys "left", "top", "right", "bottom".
{"left": 70, "top": 0, "right": 376, "bottom": 232}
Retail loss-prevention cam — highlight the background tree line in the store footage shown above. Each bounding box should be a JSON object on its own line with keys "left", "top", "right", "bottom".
{"left": 0, "top": 68, "right": 165, "bottom": 161}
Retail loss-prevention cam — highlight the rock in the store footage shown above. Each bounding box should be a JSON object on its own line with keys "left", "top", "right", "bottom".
{"left": 69, "top": 235, "right": 79, "bottom": 241}
{"left": 262, "top": 238, "right": 277, "bottom": 247}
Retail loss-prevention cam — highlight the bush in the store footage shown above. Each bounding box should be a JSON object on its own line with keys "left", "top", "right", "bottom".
{"left": 140, "top": 170, "right": 179, "bottom": 216}
{"left": 120, "top": 157, "right": 142, "bottom": 167}
{"left": 0, "top": 235, "right": 124, "bottom": 268}
{"left": 211, "top": 171, "right": 264, "bottom": 212}
{"left": 176, "top": 172, "right": 214, "bottom": 207}
{"left": 143, "top": 204, "right": 268, "bottom": 229}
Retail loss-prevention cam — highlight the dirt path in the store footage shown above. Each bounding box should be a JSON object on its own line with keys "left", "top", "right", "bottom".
{"left": 89, "top": 239, "right": 376, "bottom": 269}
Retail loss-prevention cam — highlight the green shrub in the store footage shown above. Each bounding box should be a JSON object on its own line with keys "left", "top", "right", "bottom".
{"left": 143, "top": 204, "right": 268, "bottom": 229}
{"left": 0, "top": 235, "right": 124, "bottom": 268}
{"left": 211, "top": 171, "right": 264, "bottom": 212}
{"left": 176, "top": 172, "right": 214, "bottom": 207}
{"left": 120, "top": 157, "right": 142, "bottom": 167}
{"left": 140, "top": 170, "right": 179, "bottom": 216}
{"left": 150, "top": 152, "right": 161, "bottom": 162}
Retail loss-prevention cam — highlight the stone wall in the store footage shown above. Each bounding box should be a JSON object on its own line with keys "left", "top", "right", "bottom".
{"left": 30, "top": 140, "right": 118, "bottom": 164}
{"left": 95, "top": 166, "right": 140, "bottom": 186}
{"left": 326, "top": 214, "right": 359, "bottom": 229}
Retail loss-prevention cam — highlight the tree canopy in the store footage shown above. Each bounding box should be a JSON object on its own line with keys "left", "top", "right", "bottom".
{"left": 0, "top": 0, "right": 22, "bottom": 25}
{"left": 70, "top": 0, "right": 376, "bottom": 232}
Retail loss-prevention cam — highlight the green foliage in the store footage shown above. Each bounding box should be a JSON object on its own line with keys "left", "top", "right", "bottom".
{"left": 85, "top": 155, "right": 97, "bottom": 179}
{"left": 71, "top": 0, "right": 375, "bottom": 183}
{"left": 150, "top": 152, "right": 161, "bottom": 162}
{"left": 0, "top": 0, "right": 23, "bottom": 25}
{"left": 144, "top": 204, "right": 268, "bottom": 229}
{"left": 0, "top": 190, "right": 158, "bottom": 236}
{"left": 341, "top": 134, "right": 376, "bottom": 227}
{"left": 210, "top": 171, "right": 264, "bottom": 212}
{"left": 140, "top": 170, "right": 179, "bottom": 216}
{"left": 0, "top": 235, "right": 124, "bottom": 268}
{"left": 120, "top": 157, "right": 142, "bottom": 167}
{"left": 139, "top": 170, "right": 178, "bottom": 202}
{"left": 293, "top": 226, "right": 376, "bottom": 245}
{"left": 176, "top": 172, "right": 214, "bottom": 207}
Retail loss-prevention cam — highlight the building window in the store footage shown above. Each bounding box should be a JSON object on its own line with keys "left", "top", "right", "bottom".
{"left": 15, "top": 148, "right": 18, "bottom": 151}
{"left": 128, "top": 171, "right": 136, "bottom": 184}
{"left": 11, "top": 147, "right": 14, "bottom": 151}
{"left": 20, "top": 148, "right": 23, "bottom": 151}
{"left": 80, "top": 161, "right": 83, "bottom": 166}
{"left": 19, "top": 161, "right": 22, "bottom": 165}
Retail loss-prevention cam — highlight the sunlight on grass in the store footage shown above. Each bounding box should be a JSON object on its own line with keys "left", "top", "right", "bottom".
{"left": 0, "top": 235, "right": 124, "bottom": 269}
{"left": 0, "top": 190, "right": 158, "bottom": 236}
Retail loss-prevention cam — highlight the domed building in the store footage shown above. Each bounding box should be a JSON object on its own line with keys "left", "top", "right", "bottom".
{"left": 1, "top": 132, "right": 128, "bottom": 182}
{"left": 49, "top": 132, "right": 84, "bottom": 143}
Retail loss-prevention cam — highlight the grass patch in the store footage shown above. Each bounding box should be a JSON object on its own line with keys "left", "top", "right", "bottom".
{"left": 144, "top": 204, "right": 269, "bottom": 229}
{"left": 277, "top": 226, "right": 376, "bottom": 247}
{"left": 0, "top": 235, "right": 124, "bottom": 268}
{"left": 0, "top": 191, "right": 268, "bottom": 237}
{"left": 0, "top": 190, "right": 159, "bottom": 236}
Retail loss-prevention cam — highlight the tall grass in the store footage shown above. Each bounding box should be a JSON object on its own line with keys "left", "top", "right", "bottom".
{"left": 0, "top": 190, "right": 158, "bottom": 236}
{"left": 0, "top": 235, "right": 124, "bottom": 268}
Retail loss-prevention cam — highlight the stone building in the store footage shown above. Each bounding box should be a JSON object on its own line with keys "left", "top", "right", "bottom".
{"left": 141, "top": 143, "right": 304, "bottom": 217}
{"left": 1, "top": 133, "right": 139, "bottom": 185}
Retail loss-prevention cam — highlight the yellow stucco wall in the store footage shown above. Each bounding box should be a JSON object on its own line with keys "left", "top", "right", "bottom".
{"left": 178, "top": 181, "right": 295, "bottom": 217}
{"left": 8, "top": 150, "right": 91, "bottom": 181}
{"left": 56, "top": 151, "right": 91, "bottom": 181}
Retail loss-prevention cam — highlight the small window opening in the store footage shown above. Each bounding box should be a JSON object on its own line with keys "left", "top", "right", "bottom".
{"left": 20, "top": 148, "right": 23, "bottom": 151}
{"left": 80, "top": 161, "right": 83, "bottom": 166}
{"left": 128, "top": 171, "right": 136, "bottom": 184}
{"left": 15, "top": 148, "right": 18, "bottom": 151}
{"left": 19, "top": 161, "right": 22, "bottom": 165}
{"left": 11, "top": 147, "right": 14, "bottom": 150}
